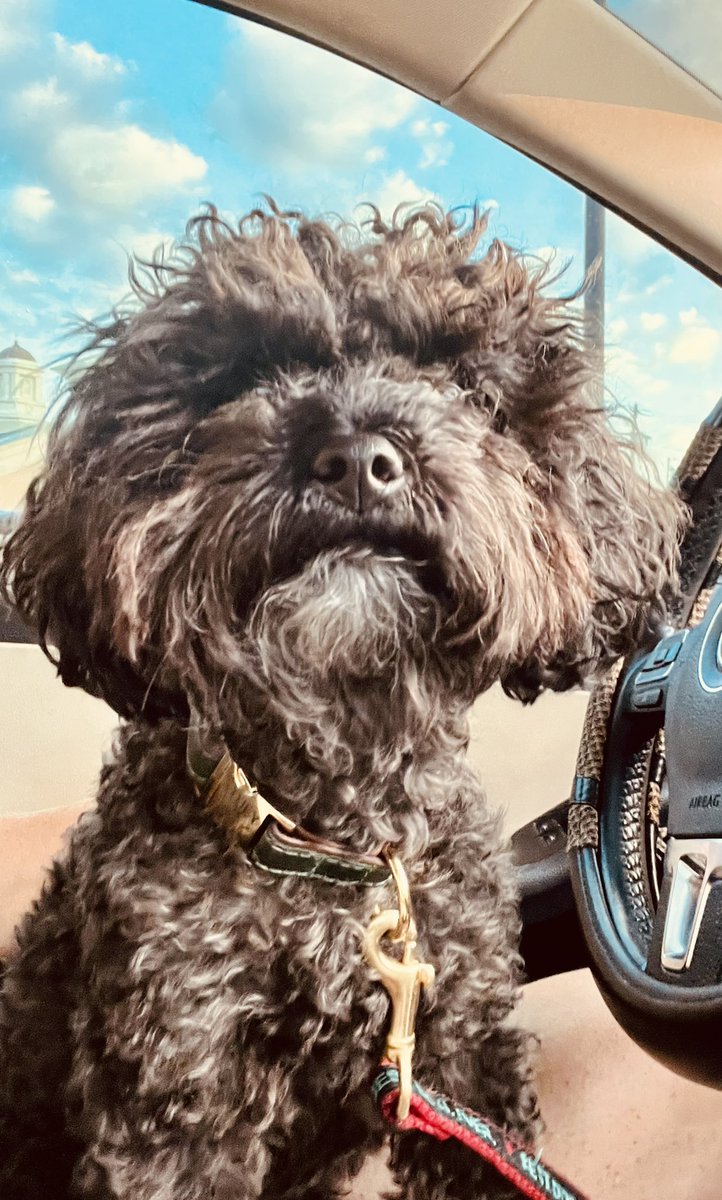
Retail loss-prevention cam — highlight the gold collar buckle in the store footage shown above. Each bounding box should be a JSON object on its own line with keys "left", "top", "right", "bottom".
{"left": 204, "top": 751, "right": 296, "bottom": 848}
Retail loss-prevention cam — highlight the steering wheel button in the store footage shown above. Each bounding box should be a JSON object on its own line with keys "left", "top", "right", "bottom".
{"left": 665, "top": 589, "right": 722, "bottom": 837}
{"left": 652, "top": 635, "right": 686, "bottom": 666}
{"left": 664, "top": 639, "right": 684, "bottom": 663}
{"left": 635, "top": 662, "right": 674, "bottom": 684}
{"left": 634, "top": 686, "right": 664, "bottom": 709}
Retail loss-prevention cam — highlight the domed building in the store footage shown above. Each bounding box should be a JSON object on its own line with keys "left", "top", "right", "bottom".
{"left": 0, "top": 341, "right": 45, "bottom": 425}
{"left": 0, "top": 340, "right": 47, "bottom": 513}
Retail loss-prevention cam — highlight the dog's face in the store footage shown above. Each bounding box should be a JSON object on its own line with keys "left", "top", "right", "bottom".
{"left": 2, "top": 207, "right": 682, "bottom": 731}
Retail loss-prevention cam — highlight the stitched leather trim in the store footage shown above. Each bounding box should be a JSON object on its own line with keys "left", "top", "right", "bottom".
{"left": 567, "top": 801, "right": 599, "bottom": 851}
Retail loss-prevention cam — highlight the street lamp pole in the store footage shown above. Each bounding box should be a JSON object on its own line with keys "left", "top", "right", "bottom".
{"left": 584, "top": 0, "right": 607, "bottom": 373}
{"left": 584, "top": 195, "right": 606, "bottom": 365}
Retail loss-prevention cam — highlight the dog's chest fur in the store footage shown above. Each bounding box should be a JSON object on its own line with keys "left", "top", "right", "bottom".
{"left": 55, "top": 718, "right": 520, "bottom": 1156}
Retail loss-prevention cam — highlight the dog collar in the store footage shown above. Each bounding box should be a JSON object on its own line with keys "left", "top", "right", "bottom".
{"left": 187, "top": 730, "right": 392, "bottom": 887}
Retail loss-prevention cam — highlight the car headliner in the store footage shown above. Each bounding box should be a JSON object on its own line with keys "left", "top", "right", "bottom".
{"left": 196, "top": 0, "right": 722, "bottom": 284}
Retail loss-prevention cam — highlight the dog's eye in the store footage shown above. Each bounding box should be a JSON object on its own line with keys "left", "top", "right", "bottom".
{"left": 463, "top": 389, "right": 509, "bottom": 434}
{"left": 464, "top": 392, "right": 487, "bottom": 409}
{"left": 465, "top": 389, "right": 501, "bottom": 415}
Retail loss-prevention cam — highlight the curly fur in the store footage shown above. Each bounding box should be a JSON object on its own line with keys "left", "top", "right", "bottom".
{"left": 0, "top": 203, "right": 683, "bottom": 1199}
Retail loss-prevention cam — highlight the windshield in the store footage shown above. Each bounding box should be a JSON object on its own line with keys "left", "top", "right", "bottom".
{"left": 1, "top": 0, "right": 721, "bottom": 517}
{"left": 608, "top": 0, "right": 722, "bottom": 99}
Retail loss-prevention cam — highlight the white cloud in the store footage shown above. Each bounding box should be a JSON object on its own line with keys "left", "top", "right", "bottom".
{"left": 606, "top": 345, "right": 669, "bottom": 399}
{"left": 660, "top": 307, "right": 722, "bottom": 365}
{"left": 0, "top": 263, "right": 138, "bottom": 369}
{"left": 640, "top": 311, "right": 667, "bottom": 332}
{"left": 50, "top": 123, "right": 207, "bottom": 208}
{"left": 112, "top": 226, "right": 177, "bottom": 265}
{"left": 0, "top": 292, "right": 38, "bottom": 336}
{"left": 645, "top": 275, "right": 673, "bottom": 296}
{"left": 525, "top": 245, "right": 578, "bottom": 276}
{"left": 607, "top": 212, "right": 663, "bottom": 265}
{"left": 0, "top": 25, "right": 23, "bottom": 57}
{"left": 13, "top": 76, "right": 70, "bottom": 116}
{"left": 410, "top": 119, "right": 449, "bottom": 139}
{"left": 607, "top": 316, "right": 629, "bottom": 340}
{"left": 669, "top": 324, "right": 720, "bottom": 365}
{"left": 0, "top": 5, "right": 207, "bottom": 233}
{"left": 617, "top": 273, "right": 673, "bottom": 304}
{"left": 52, "top": 33, "right": 126, "bottom": 80}
{"left": 213, "top": 22, "right": 417, "bottom": 171}
{"left": 419, "top": 145, "right": 451, "bottom": 170}
{"left": 528, "top": 246, "right": 556, "bottom": 263}
{"left": 9, "top": 184, "right": 55, "bottom": 225}
{"left": 364, "top": 147, "right": 386, "bottom": 164}
{"left": 5, "top": 266, "right": 40, "bottom": 285}
{"left": 410, "top": 117, "right": 453, "bottom": 170}
{"left": 360, "top": 170, "right": 439, "bottom": 220}
{"left": 0, "top": 0, "right": 39, "bottom": 60}
{"left": 639, "top": 420, "right": 701, "bottom": 481}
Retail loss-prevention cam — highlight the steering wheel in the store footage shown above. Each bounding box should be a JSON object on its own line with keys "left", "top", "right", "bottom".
{"left": 516, "top": 400, "right": 722, "bottom": 1087}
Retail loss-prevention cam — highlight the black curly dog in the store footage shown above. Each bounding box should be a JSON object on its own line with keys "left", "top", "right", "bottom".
{"left": 0, "top": 205, "right": 682, "bottom": 1199}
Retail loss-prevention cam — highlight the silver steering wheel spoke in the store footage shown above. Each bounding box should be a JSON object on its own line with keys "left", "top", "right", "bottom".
{"left": 657, "top": 837, "right": 722, "bottom": 973}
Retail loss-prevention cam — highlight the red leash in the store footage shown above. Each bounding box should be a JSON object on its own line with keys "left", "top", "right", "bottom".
{"left": 374, "top": 1062, "right": 590, "bottom": 1200}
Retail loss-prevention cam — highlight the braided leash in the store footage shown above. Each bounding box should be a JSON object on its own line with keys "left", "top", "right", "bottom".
{"left": 364, "top": 857, "right": 591, "bottom": 1200}
{"left": 374, "top": 1062, "right": 589, "bottom": 1200}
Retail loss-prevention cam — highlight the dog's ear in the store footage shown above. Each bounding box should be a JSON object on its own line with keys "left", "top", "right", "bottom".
{"left": 1, "top": 208, "right": 343, "bottom": 717}
{"left": 454, "top": 244, "right": 685, "bottom": 699}
{"left": 0, "top": 427, "right": 175, "bottom": 719}
{"left": 451, "top": 241, "right": 590, "bottom": 423}
{"left": 499, "top": 413, "right": 684, "bottom": 701}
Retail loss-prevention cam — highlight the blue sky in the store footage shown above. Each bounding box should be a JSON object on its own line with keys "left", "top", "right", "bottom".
{"left": 1, "top": 0, "right": 721, "bottom": 478}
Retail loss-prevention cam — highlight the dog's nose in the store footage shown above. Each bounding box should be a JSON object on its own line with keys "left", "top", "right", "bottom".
{"left": 311, "top": 435, "right": 407, "bottom": 512}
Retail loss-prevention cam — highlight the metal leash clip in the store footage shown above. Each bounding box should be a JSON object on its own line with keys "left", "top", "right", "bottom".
{"left": 363, "top": 849, "right": 435, "bottom": 1120}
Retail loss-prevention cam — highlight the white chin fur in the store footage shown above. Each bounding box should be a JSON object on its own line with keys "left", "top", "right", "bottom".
{"left": 250, "top": 546, "right": 439, "bottom": 678}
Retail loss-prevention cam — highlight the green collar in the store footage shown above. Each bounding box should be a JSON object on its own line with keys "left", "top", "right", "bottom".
{"left": 187, "top": 724, "right": 392, "bottom": 887}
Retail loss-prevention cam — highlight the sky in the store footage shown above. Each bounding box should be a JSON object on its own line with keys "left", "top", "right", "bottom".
{"left": 1, "top": 0, "right": 721, "bottom": 481}
{"left": 610, "top": 0, "right": 722, "bottom": 98}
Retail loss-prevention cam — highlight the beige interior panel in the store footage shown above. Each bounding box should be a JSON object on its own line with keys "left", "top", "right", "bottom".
{"left": 447, "top": 0, "right": 722, "bottom": 118}
{"left": 225, "top": 0, "right": 722, "bottom": 273}
{"left": 451, "top": 95, "right": 722, "bottom": 275}
{"left": 448, "top": 0, "right": 722, "bottom": 274}
{"left": 229, "top": 0, "right": 536, "bottom": 101}
{"left": 0, "top": 645, "right": 115, "bottom": 816}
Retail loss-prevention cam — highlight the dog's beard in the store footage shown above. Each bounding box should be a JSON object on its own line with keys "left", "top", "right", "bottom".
{"left": 200, "top": 546, "right": 449, "bottom": 775}
{"left": 250, "top": 545, "right": 441, "bottom": 683}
